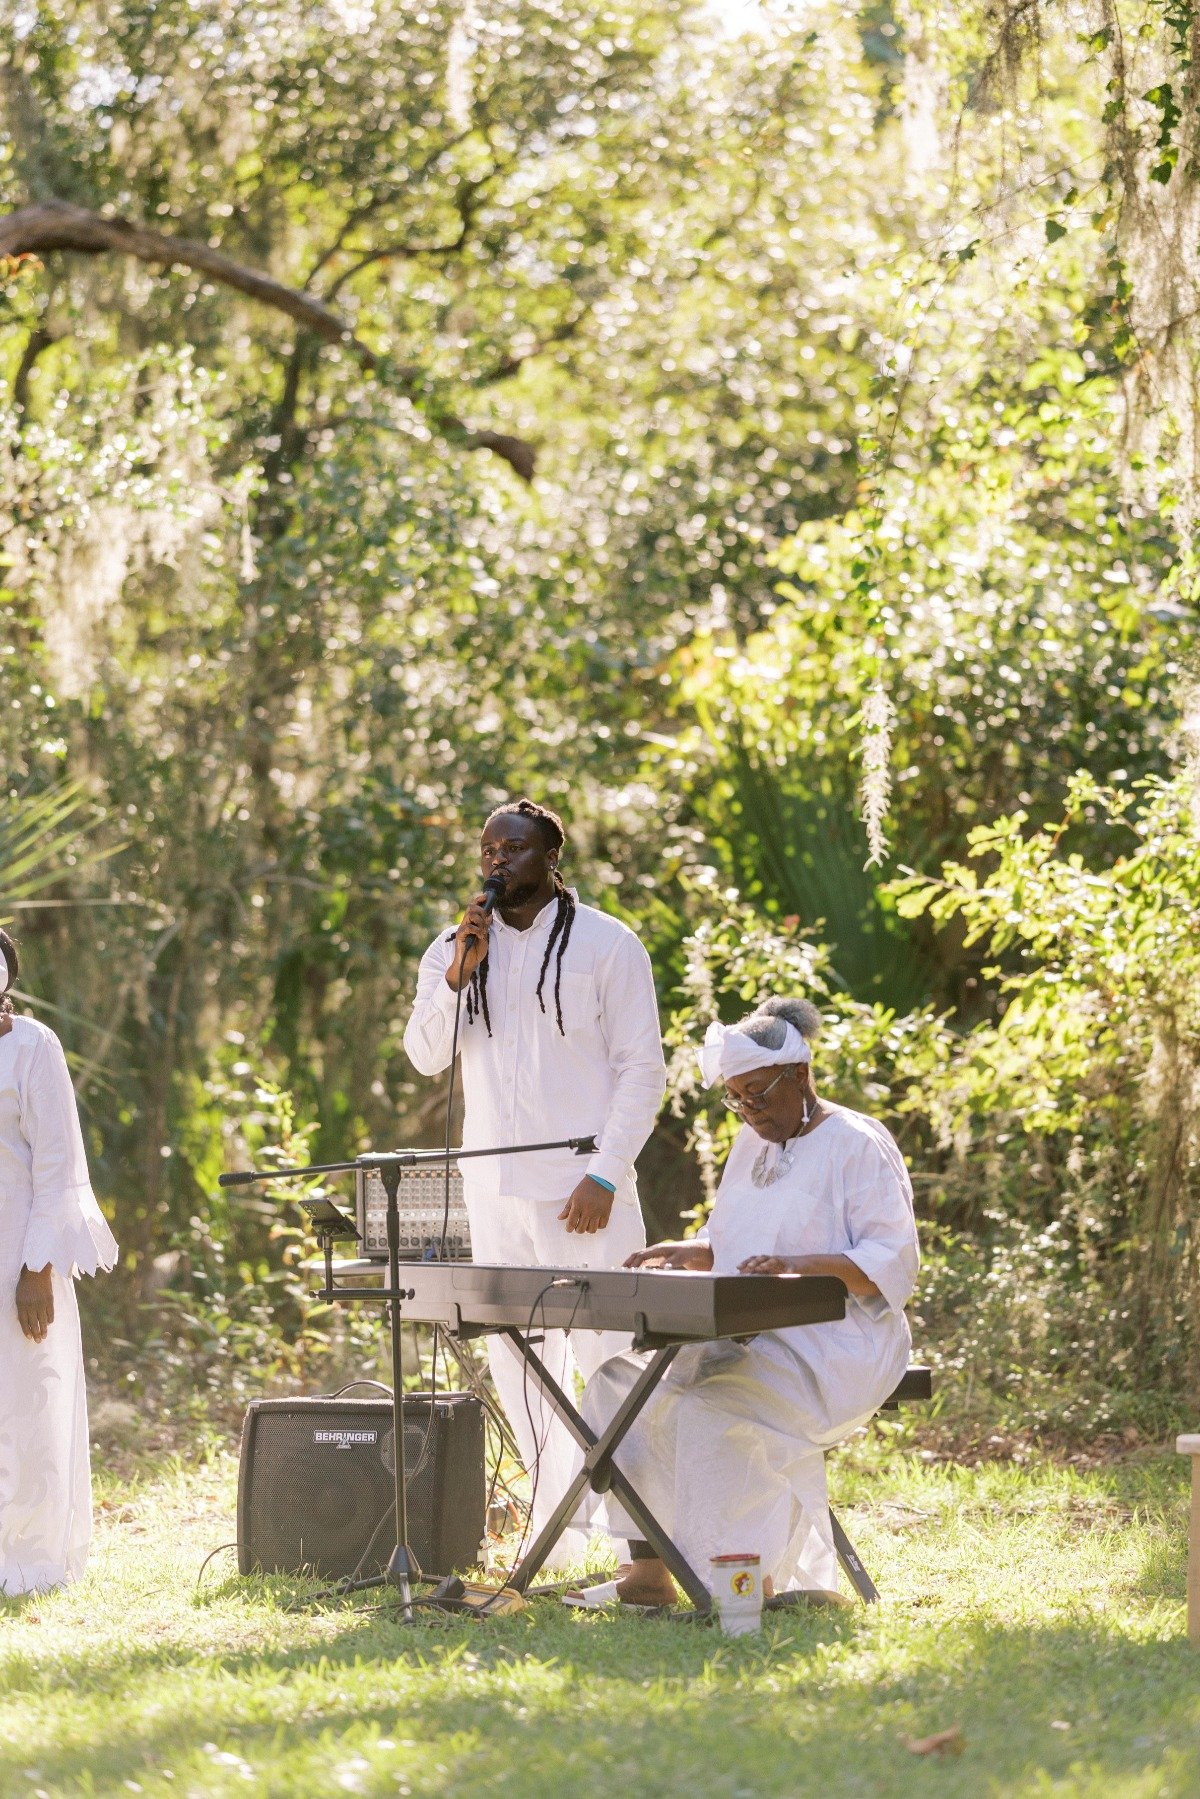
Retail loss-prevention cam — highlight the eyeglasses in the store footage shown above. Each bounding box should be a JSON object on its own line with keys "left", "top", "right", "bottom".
{"left": 725, "top": 1069, "right": 788, "bottom": 1116}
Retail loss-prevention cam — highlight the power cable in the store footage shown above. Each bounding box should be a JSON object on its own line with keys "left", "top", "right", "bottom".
{"left": 509, "top": 1277, "right": 587, "bottom": 1576}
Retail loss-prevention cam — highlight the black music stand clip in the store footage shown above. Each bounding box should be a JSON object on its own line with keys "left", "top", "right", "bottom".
{"left": 297, "top": 1196, "right": 358, "bottom": 1296}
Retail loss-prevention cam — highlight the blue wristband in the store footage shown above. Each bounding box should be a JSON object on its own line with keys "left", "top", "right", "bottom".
{"left": 589, "top": 1175, "right": 616, "bottom": 1193}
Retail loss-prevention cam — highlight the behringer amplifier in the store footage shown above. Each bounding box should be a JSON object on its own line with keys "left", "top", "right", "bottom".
{"left": 237, "top": 1393, "right": 485, "bottom": 1581}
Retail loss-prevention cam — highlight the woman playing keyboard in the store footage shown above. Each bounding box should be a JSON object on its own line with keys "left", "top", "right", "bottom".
{"left": 572, "top": 995, "right": 919, "bottom": 1608}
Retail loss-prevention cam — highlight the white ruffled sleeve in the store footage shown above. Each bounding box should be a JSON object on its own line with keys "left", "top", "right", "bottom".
{"left": 19, "top": 1028, "right": 118, "bottom": 1279}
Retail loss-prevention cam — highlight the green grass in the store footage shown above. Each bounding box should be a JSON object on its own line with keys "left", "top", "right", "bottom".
{"left": 1, "top": 1438, "right": 1197, "bottom": 1797}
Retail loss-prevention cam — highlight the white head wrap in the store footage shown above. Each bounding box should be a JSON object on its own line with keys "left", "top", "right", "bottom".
{"left": 0, "top": 953, "right": 10, "bottom": 997}
{"left": 697, "top": 1018, "right": 811, "bottom": 1089}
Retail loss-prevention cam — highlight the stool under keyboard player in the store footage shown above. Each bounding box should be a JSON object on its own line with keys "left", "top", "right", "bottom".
{"left": 323, "top": 1258, "right": 847, "bottom": 1612}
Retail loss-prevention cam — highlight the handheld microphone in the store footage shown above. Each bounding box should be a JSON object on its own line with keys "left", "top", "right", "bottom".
{"left": 464, "top": 872, "right": 506, "bottom": 946}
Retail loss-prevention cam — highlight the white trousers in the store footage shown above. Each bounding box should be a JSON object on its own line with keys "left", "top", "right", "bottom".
{"left": 465, "top": 1188, "right": 646, "bottom": 1570}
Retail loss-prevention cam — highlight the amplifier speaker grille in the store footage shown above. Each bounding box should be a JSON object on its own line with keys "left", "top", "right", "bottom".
{"left": 237, "top": 1393, "right": 485, "bottom": 1580}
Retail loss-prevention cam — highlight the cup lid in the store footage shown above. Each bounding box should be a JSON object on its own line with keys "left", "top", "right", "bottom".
{"left": 710, "top": 1552, "right": 761, "bottom": 1564}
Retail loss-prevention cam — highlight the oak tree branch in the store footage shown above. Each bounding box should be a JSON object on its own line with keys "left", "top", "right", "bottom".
{"left": 0, "top": 199, "right": 535, "bottom": 480}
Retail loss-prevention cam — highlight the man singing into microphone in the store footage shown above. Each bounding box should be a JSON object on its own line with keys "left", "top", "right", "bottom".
{"left": 403, "top": 798, "right": 666, "bottom": 1566}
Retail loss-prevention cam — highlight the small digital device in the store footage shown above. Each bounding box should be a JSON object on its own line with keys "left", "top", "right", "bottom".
{"left": 297, "top": 1197, "right": 360, "bottom": 1240}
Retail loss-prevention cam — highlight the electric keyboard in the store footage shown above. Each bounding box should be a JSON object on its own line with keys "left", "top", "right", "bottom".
{"left": 325, "top": 1259, "right": 847, "bottom": 1350}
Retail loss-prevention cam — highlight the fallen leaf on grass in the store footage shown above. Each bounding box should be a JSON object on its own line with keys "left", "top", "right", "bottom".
{"left": 903, "top": 1727, "right": 966, "bottom": 1758}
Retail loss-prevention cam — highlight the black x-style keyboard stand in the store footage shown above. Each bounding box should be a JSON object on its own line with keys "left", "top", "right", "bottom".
{"left": 497, "top": 1328, "right": 712, "bottom": 1612}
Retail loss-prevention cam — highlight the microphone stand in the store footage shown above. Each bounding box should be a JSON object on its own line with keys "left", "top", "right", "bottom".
{"left": 221, "top": 1134, "right": 596, "bottom": 1617}
{"left": 379, "top": 1158, "right": 415, "bottom": 1617}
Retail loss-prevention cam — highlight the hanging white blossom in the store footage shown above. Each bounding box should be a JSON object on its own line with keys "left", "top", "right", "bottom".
{"left": 240, "top": 512, "right": 258, "bottom": 585}
{"left": 446, "top": 2, "right": 478, "bottom": 133}
{"left": 860, "top": 677, "right": 896, "bottom": 867}
{"left": 683, "top": 921, "right": 718, "bottom": 1021}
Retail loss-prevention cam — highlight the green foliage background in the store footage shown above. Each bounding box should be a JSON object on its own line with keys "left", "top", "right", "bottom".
{"left": 3, "top": 0, "right": 1200, "bottom": 1438}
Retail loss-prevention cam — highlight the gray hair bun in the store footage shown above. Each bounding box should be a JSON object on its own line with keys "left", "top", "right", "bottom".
{"left": 734, "top": 994, "right": 822, "bottom": 1053}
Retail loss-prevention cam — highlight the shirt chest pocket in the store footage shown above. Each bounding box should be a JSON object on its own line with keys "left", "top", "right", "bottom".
{"left": 547, "top": 969, "right": 601, "bottom": 1036}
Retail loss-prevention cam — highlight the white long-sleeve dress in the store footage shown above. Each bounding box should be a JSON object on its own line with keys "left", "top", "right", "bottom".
{"left": 579, "top": 1105, "right": 919, "bottom": 1593}
{"left": 0, "top": 1015, "right": 118, "bottom": 1594}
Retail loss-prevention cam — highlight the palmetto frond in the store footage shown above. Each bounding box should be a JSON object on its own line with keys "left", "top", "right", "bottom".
{"left": 700, "top": 739, "right": 933, "bottom": 1014}
{"left": 0, "top": 781, "right": 118, "bottom": 924}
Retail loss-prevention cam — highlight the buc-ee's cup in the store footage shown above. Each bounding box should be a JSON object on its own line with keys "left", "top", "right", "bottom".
{"left": 709, "top": 1552, "right": 763, "bottom": 1635}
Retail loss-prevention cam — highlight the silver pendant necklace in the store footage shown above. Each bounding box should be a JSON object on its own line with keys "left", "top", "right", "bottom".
{"left": 750, "top": 1100, "right": 816, "bottom": 1190}
{"left": 750, "top": 1140, "right": 793, "bottom": 1189}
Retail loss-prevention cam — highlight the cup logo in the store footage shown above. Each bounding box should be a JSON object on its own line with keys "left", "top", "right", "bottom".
{"left": 730, "top": 1570, "right": 756, "bottom": 1597}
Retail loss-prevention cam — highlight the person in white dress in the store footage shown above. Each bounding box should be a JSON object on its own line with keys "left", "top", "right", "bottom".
{"left": 0, "top": 928, "right": 118, "bottom": 1595}
{"left": 404, "top": 799, "right": 665, "bottom": 1566}
{"left": 572, "top": 995, "right": 919, "bottom": 1606}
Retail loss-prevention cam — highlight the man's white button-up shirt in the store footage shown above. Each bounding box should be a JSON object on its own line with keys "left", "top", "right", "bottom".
{"left": 403, "top": 895, "right": 666, "bottom": 1205}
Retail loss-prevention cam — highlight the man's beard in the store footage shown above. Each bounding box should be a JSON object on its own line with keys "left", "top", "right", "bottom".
{"left": 497, "top": 875, "right": 544, "bottom": 910}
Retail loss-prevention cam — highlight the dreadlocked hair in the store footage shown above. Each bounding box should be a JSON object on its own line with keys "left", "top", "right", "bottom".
{"left": 451, "top": 797, "right": 576, "bottom": 1037}
{"left": 0, "top": 928, "right": 17, "bottom": 1020}
{"left": 443, "top": 925, "right": 494, "bottom": 1033}
{"left": 465, "top": 954, "right": 493, "bottom": 1036}
{"left": 534, "top": 877, "right": 575, "bottom": 1035}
